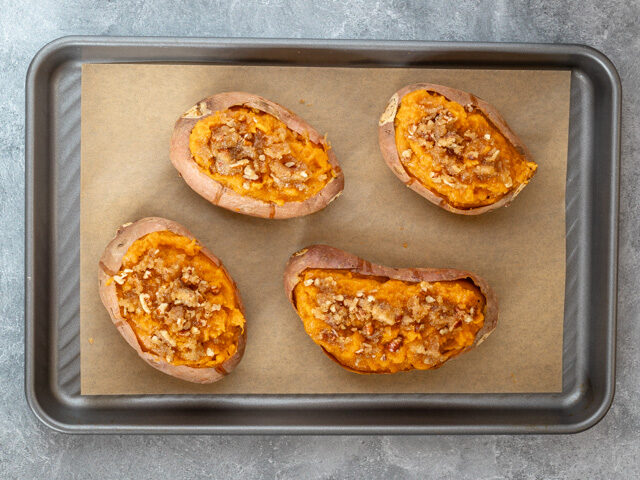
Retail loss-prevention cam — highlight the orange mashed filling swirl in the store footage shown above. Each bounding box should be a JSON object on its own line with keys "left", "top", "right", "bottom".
{"left": 395, "top": 90, "right": 537, "bottom": 209}
{"left": 293, "top": 269, "right": 485, "bottom": 373}
{"left": 189, "top": 106, "right": 335, "bottom": 205}
{"left": 111, "top": 231, "right": 245, "bottom": 368}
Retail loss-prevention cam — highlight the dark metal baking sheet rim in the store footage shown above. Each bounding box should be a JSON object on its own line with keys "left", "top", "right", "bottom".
{"left": 24, "top": 36, "right": 620, "bottom": 434}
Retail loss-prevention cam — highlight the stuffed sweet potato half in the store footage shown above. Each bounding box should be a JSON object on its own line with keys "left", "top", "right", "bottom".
{"left": 379, "top": 83, "right": 537, "bottom": 215}
{"left": 170, "top": 92, "right": 344, "bottom": 219}
{"left": 98, "top": 217, "right": 246, "bottom": 383}
{"left": 284, "top": 245, "right": 497, "bottom": 374}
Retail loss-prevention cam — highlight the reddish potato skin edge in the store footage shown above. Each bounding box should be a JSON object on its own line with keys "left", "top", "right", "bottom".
{"left": 378, "top": 82, "right": 535, "bottom": 215}
{"left": 97, "top": 217, "right": 246, "bottom": 384}
{"left": 283, "top": 244, "right": 498, "bottom": 374}
{"left": 170, "top": 92, "right": 345, "bottom": 219}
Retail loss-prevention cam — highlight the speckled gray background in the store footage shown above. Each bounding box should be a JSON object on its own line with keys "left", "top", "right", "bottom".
{"left": 1, "top": 1, "right": 638, "bottom": 478}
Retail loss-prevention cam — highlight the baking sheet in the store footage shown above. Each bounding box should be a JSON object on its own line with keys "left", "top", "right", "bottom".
{"left": 80, "top": 64, "right": 569, "bottom": 395}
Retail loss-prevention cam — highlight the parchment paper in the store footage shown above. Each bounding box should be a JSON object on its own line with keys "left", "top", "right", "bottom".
{"left": 81, "top": 64, "right": 569, "bottom": 394}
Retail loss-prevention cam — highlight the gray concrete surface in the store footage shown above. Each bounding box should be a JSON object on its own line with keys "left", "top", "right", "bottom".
{"left": 1, "top": 0, "right": 638, "bottom": 478}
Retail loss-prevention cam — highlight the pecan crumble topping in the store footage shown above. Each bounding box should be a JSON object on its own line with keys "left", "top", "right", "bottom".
{"left": 113, "top": 232, "right": 244, "bottom": 367}
{"left": 189, "top": 107, "right": 335, "bottom": 205}
{"left": 294, "top": 270, "right": 485, "bottom": 372}
{"left": 394, "top": 90, "right": 536, "bottom": 209}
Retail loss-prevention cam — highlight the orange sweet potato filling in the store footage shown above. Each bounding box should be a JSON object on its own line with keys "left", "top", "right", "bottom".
{"left": 189, "top": 106, "right": 335, "bottom": 205}
{"left": 111, "top": 231, "right": 245, "bottom": 368}
{"left": 293, "top": 269, "right": 485, "bottom": 373}
{"left": 395, "top": 90, "right": 537, "bottom": 209}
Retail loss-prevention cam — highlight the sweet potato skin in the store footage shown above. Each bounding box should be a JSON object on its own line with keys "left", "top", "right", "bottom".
{"left": 283, "top": 245, "right": 498, "bottom": 373}
{"left": 170, "top": 92, "right": 344, "bottom": 219}
{"left": 378, "top": 83, "right": 534, "bottom": 215}
{"left": 98, "top": 217, "right": 246, "bottom": 384}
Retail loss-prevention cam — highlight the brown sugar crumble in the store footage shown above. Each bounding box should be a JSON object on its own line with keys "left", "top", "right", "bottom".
{"left": 394, "top": 90, "right": 537, "bottom": 209}
{"left": 189, "top": 107, "right": 334, "bottom": 204}
{"left": 294, "top": 270, "right": 486, "bottom": 372}
{"left": 113, "top": 232, "right": 244, "bottom": 367}
{"left": 402, "top": 104, "right": 512, "bottom": 187}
